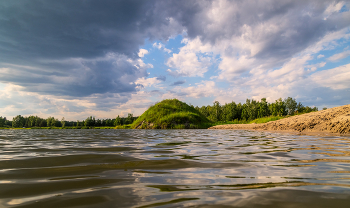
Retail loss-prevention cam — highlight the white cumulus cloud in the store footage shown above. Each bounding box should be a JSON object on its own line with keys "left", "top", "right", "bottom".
{"left": 328, "top": 50, "right": 350, "bottom": 61}
{"left": 138, "top": 49, "right": 149, "bottom": 57}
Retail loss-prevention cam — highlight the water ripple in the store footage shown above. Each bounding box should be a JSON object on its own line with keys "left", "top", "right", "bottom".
{"left": 0, "top": 129, "right": 349, "bottom": 207}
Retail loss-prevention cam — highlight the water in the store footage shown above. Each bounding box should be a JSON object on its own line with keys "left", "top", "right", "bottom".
{"left": 0, "top": 129, "right": 349, "bottom": 208}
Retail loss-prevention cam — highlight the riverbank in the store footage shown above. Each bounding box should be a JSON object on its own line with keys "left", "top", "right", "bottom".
{"left": 209, "top": 104, "right": 350, "bottom": 135}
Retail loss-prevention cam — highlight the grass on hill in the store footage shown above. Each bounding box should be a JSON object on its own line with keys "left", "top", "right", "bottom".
{"left": 131, "top": 99, "right": 210, "bottom": 129}
{"left": 248, "top": 116, "right": 285, "bottom": 124}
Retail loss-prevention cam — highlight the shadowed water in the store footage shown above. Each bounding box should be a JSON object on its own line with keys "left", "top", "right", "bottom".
{"left": 0, "top": 129, "right": 349, "bottom": 207}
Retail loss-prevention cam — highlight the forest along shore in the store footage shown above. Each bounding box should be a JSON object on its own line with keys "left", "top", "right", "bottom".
{"left": 209, "top": 104, "right": 350, "bottom": 134}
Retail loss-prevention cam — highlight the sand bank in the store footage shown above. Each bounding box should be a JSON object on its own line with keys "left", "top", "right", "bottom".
{"left": 209, "top": 104, "right": 350, "bottom": 135}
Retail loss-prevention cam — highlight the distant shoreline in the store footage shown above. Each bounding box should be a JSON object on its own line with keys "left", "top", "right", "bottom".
{"left": 209, "top": 104, "right": 350, "bottom": 135}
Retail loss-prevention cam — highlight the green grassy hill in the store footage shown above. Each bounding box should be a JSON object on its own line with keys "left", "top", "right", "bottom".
{"left": 131, "top": 99, "right": 210, "bottom": 129}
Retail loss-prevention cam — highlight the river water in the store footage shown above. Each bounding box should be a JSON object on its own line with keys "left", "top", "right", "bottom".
{"left": 0, "top": 129, "right": 349, "bottom": 207}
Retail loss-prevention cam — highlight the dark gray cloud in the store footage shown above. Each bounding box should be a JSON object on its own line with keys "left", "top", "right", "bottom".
{"left": 156, "top": 75, "right": 166, "bottom": 81}
{"left": 0, "top": 0, "right": 180, "bottom": 61}
{"left": 0, "top": 0, "right": 184, "bottom": 97}
{"left": 0, "top": 54, "right": 149, "bottom": 97}
{"left": 170, "top": 80, "right": 186, "bottom": 86}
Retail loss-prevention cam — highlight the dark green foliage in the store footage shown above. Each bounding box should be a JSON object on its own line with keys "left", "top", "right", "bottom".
{"left": 125, "top": 113, "right": 134, "bottom": 124}
{"left": 258, "top": 98, "right": 269, "bottom": 118}
{"left": 296, "top": 102, "right": 318, "bottom": 114}
{"left": 285, "top": 97, "right": 297, "bottom": 115}
{"left": 0, "top": 116, "right": 6, "bottom": 127}
{"left": 3, "top": 113, "right": 137, "bottom": 129}
{"left": 84, "top": 116, "right": 95, "bottom": 127}
{"left": 114, "top": 115, "right": 122, "bottom": 126}
{"left": 47, "top": 116, "right": 60, "bottom": 127}
{"left": 96, "top": 119, "right": 102, "bottom": 126}
{"left": 61, "top": 117, "right": 66, "bottom": 128}
{"left": 12, "top": 115, "right": 25, "bottom": 128}
{"left": 131, "top": 99, "right": 210, "bottom": 129}
{"left": 197, "top": 97, "right": 318, "bottom": 123}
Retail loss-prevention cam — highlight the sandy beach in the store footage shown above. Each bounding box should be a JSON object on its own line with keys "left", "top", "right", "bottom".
{"left": 209, "top": 104, "right": 350, "bottom": 135}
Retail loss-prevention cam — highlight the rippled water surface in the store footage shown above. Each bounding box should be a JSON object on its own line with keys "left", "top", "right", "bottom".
{"left": 0, "top": 129, "right": 349, "bottom": 207}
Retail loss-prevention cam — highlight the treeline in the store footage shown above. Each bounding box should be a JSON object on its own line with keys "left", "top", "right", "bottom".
{"left": 0, "top": 116, "right": 11, "bottom": 127}
{"left": 1, "top": 97, "right": 319, "bottom": 128}
{"left": 2, "top": 114, "right": 137, "bottom": 128}
{"left": 195, "top": 97, "right": 318, "bottom": 122}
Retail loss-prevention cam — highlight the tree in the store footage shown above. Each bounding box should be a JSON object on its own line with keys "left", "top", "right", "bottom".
{"left": 61, "top": 117, "right": 66, "bottom": 128}
{"left": 114, "top": 115, "right": 122, "bottom": 126}
{"left": 213, "top": 101, "right": 221, "bottom": 122}
{"left": 0, "top": 116, "right": 6, "bottom": 127}
{"left": 241, "top": 104, "right": 249, "bottom": 121}
{"left": 84, "top": 116, "right": 95, "bottom": 127}
{"left": 39, "top": 119, "right": 47, "bottom": 127}
{"left": 275, "top": 98, "right": 287, "bottom": 116}
{"left": 296, "top": 102, "right": 304, "bottom": 113}
{"left": 198, "top": 105, "right": 210, "bottom": 118}
{"left": 284, "top": 97, "right": 297, "bottom": 115}
{"left": 35, "top": 116, "right": 42, "bottom": 127}
{"left": 47, "top": 117, "right": 56, "bottom": 127}
{"left": 258, "top": 98, "right": 269, "bottom": 118}
{"left": 96, "top": 119, "right": 102, "bottom": 126}
{"left": 224, "top": 101, "right": 237, "bottom": 121}
{"left": 12, "top": 115, "right": 25, "bottom": 128}
{"left": 105, "top": 119, "right": 114, "bottom": 126}
{"left": 125, "top": 113, "right": 134, "bottom": 124}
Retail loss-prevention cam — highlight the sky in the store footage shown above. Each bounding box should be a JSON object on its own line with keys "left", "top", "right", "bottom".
{"left": 0, "top": 0, "right": 350, "bottom": 121}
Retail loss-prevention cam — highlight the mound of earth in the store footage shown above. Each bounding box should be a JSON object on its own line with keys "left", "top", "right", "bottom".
{"left": 209, "top": 104, "right": 350, "bottom": 134}
{"left": 131, "top": 99, "right": 209, "bottom": 129}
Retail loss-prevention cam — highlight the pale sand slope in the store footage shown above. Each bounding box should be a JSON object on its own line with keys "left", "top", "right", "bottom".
{"left": 209, "top": 104, "right": 350, "bottom": 134}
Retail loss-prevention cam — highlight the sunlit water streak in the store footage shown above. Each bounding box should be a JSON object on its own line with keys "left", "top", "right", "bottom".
{"left": 0, "top": 129, "right": 349, "bottom": 207}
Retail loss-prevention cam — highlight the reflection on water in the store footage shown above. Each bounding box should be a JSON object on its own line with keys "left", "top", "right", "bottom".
{"left": 0, "top": 129, "right": 349, "bottom": 207}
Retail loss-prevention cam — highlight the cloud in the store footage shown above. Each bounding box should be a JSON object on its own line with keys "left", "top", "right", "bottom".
{"left": 171, "top": 0, "right": 350, "bottom": 81}
{"left": 233, "top": 60, "right": 350, "bottom": 107}
{"left": 328, "top": 50, "right": 350, "bottom": 61}
{"left": 167, "top": 51, "right": 211, "bottom": 77}
{"left": 178, "top": 81, "right": 217, "bottom": 98}
{"left": 135, "top": 77, "right": 162, "bottom": 88}
{"left": 166, "top": 69, "right": 179, "bottom": 77}
{"left": 156, "top": 75, "right": 166, "bottom": 81}
{"left": 138, "top": 49, "right": 149, "bottom": 57}
{"left": 0, "top": 82, "right": 157, "bottom": 120}
{"left": 317, "top": 54, "right": 325, "bottom": 59}
{"left": 1, "top": 1, "right": 349, "bottom": 89}
{"left": 311, "top": 63, "right": 350, "bottom": 90}
{"left": 0, "top": 53, "right": 152, "bottom": 97}
{"left": 166, "top": 38, "right": 213, "bottom": 77}
{"left": 152, "top": 42, "right": 172, "bottom": 53}
{"left": 323, "top": 1, "right": 346, "bottom": 20}
{"left": 0, "top": 83, "right": 90, "bottom": 120}
{"left": 0, "top": 0, "right": 184, "bottom": 98}
{"left": 170, "top": 80, "right": 186, "bottom": 86}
